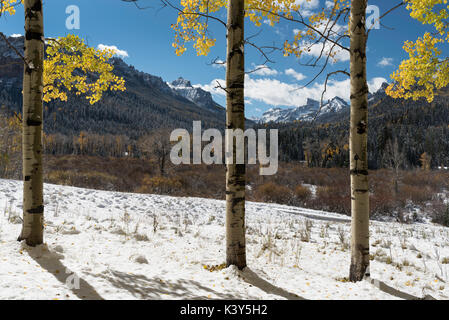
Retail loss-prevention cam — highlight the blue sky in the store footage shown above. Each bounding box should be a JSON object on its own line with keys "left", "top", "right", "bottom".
{"left": 0, "top": 0, "right": 441, "bottom": 118}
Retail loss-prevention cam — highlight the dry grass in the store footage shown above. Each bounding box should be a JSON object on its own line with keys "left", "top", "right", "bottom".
{"left": 34, "top": 155, "right": 449, "bottom": 225}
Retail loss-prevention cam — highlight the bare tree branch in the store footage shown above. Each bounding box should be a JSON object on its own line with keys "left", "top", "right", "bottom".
{"left": 311, "top": 69, "right": 350, "bottom": 123}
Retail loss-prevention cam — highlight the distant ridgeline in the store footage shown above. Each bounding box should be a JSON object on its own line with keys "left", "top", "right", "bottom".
{"left": 0, "top": 33, "right": 228, "bottom": 156}
{"left": 1, "top": 33, "right": 449, "bottom": 169}
{"left": 267, "top": 84, "right": 449, "bottom": 169}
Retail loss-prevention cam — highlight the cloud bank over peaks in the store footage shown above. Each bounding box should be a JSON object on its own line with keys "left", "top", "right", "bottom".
{"left": 198, "top": 74, "right": 387, "bottom": 108}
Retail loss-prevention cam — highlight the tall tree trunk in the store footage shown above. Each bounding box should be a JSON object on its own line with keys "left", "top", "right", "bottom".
{"left": 18, "top": 0, "right": 45, "bottom": 246}
{"left": 349, "top": 0, "right": 369, "bottom": 282}
{"left": 225, "top": 0, "right": 246, "bottom": 269}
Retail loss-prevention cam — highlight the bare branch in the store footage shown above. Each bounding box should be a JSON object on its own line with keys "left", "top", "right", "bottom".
{"left": 311, "top": 69, "right": 350, "bottom": 123}
{"left": 214, "top": 80, "right": 228, "bottom": 94}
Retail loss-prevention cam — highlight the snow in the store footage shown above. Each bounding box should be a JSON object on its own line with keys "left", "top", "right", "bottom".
{"left": 259, "top": 97, "right": 349, "bottom": 123}
{"left": 1, "top": 178, "right": 449, "bottom": 300}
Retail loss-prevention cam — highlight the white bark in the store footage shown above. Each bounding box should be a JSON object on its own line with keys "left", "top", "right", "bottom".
{"left": 349, "top": 0, "right": 370, "bottom": 282}
{"left": 18, "top": 0, "right": 45, "bottom": 246}
{"left": 225, "top": 0, "right": 246, "bottom": 269}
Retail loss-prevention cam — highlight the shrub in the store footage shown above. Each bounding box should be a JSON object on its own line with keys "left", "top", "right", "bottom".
{"left": 400, "top": 184, "right": 433, "bottom": 204}
{"left": 46, "top": 170, "right": 118, "bottom": 190}
{"left": 429, "top": 201, "right": 449, "bottom": 227}
{"left": 254, "top": 182, "right": 292, "bottom": 204}
{"left": 137, "top": 175, "right": 182, "bottom": 195}
{"left": 370, "top": 188, "right": 398, "bottom": 217}
{"left": 294, "top": 185, "right": 312, "bottom": 204}
{"left": 402, "top": 170, "right": 449, "bottom": 192}
{"left": 312, "top": 185, "right": 351, "bottom": 215}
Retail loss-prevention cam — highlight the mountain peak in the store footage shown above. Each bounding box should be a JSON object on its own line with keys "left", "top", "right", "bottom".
{"left": 376, "top": 82, "right": 389, "bottom": 94}
{"left": 169, "top": 78, "right": 224, "bottom": 113}
{"left": 320, "top": 96, "right": 349, "bottom": 113}
{"left": 330, "top": 96, "right": 347, "bottom": 103}
{"left": 0, "top": 33, "right": 24, "bottom": 59}
{"left": 171, "top": 77, "right": 192, "bottom": 88}
{"left": 258, "top": 96, "right": 349, "bottom": 124}
{"left": 305, "top": 98, "right": 319, "bottom": 107}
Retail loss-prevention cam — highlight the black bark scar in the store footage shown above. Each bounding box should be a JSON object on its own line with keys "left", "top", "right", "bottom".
{"left": 31, "top": 0, "right": 42, "bottom": 11}
{"left": 27, "top": 119, "right": 42, "bottom": 126}
{"left": 357, "top": 120, "right": 367, "bottom": 134}
{"left": 350, "top": 169, "right": 368, "bottom": 176}
{"left": 25, "top": 31, "right": 43, "bottom": 41}
{"left": 27, "top": 205, "right": 44, "bottom": 214}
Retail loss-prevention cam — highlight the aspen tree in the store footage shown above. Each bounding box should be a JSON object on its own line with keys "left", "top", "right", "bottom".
{"left": 19, "top": 0, "right": 45, "bottom": 245}
{"left": 225, "top": 0, "right": 246, "bottom": 269}
{"left": 1, "top": 1, "right": 125, "bottom": 245}
{"left": 348, "top": 0, "right": 370, "bottom": 282}
{"left": 387, "top": 0, "right": 449, "bottom": 103}
{"left": 169, "top": 0, "right": 301, "bottom": 268}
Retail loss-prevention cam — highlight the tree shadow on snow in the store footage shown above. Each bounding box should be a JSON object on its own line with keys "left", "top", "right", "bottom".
{"left": 89, "top": 269, "right": 248, "bottom": 299}
{"left": 239, "top": 268, "right": 305, "bottom": 300}
{"left": 26, "top": 245, "right": 103, "bottom": 300}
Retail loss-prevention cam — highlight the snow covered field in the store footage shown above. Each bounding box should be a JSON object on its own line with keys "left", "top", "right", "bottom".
{"left": 1, "top": 178, "right": 448, "bottom": 300}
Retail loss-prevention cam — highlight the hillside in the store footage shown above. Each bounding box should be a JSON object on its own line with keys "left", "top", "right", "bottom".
{"left": 0, "top": 178, "right": 448, "bottom": 300}
{"left": 1, "top": 33, "right": 448, "bottom": 169}
{"left": 0, "top": 33, "right": 226, "bottom": 139}
{"left": 256, "top": 97, "right": 349, "bottom": 124}
{"left": 272, "top": 84, "right": 449, "bottom": 168}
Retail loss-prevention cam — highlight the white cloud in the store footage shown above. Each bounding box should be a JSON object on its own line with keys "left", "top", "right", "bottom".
{"left": 294, "top": 0, "right": 319, "bottom": 9}
{"left": 199, "top": 75, "right": 349, "bottom": 107}
{"left": 199, "top": 75, "right": 388, "bottom": 108}
{"left": 285, "top": 68, "right": 306, "bottom": 81}
{"left": 250, "top": 64, "right": 279, "bottom": 76}
{"left": 10, "top": 34, "right": 22, "bottom": 38}
{"left": 377, "top": 57, "right": 393, "bottom": 67}
{"left": 302, "top": 41, "right": 349, "bottom": 63}
{"left": 272, "top": 0, "right": 318, "bottom": 18}
{"left": 212, "top": 59, "right": 226, "bottom": 69}
{"left": 325, "top": 1, "right": 334, "bottom": 8}
{"left": 292, "top": 18, "right": 348, "bottom": 64}
{"left": 368, "top": 77, "right": 387, "bottom": 93}
{"left": 294, "top": 19, "right": 346, "bottom": 36}
{"left": 97, "top": 44, "right": 129, "bottom": 58}
{"left": 263, "top": 19, "right": 273, "bottom": 26}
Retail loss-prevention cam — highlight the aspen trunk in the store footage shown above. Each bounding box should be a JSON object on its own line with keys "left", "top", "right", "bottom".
{"left": 349, "top": 0, "right": 370, "bottom": 282}
{"left": 225, "top": 0, "right": 246, "bottom": 269}
{"left": 18, "top": 0, "right": 45, "bottom": 246}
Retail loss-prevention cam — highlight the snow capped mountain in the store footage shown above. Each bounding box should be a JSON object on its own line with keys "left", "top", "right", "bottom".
{"left": 169, "top": 77, "right": 224, "bottom": 114}
{"left": 256, "top": 84, "right": 395, "bottom": 124}
{"left": 368, "top": 82, "right": 390, "bottom": 105}
{"left": 0, "top": 33, "right": 23, "bottom": 59}
{"left": 320, "top": 96, "right": 349, "bottom": 113}
{"left": 259, "top": 99, "right": 319, "bottom": 123}
{"left": 258, "top": 97, "right": 349, "bottom": 123}
{"left": 171, "top": 77, "right": 193, "bottom": 88}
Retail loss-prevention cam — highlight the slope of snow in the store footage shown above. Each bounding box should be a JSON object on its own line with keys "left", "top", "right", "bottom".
{"left": 168, "top": 77, "right": 224, "bottom": 113}
{"left": 257, "top": 97, "right": 349, "bottom": 123}
{"left": 1, "top": 178, "right": 448, "bottom": 300}
{"left": 259, "top": 99, "right": 320, "bottom": 123}
{"left": 320, "top": 97, "right": 349, "bottom": 114}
